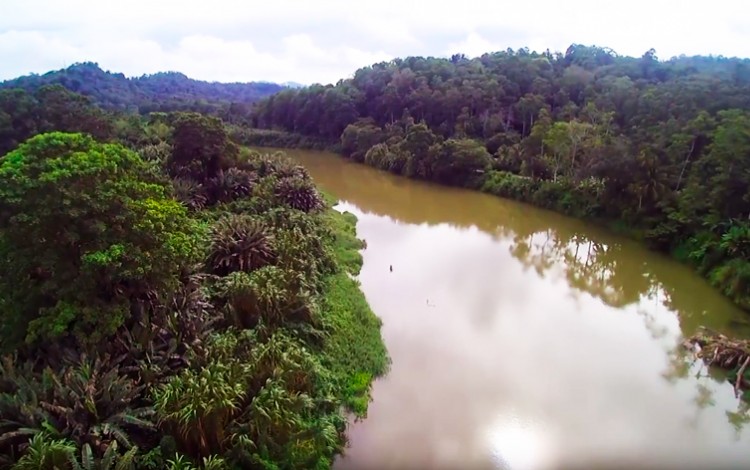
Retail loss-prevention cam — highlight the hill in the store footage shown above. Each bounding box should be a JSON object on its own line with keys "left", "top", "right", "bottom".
{"left": 0, "top": 62, "right": 285, "bottom": 115}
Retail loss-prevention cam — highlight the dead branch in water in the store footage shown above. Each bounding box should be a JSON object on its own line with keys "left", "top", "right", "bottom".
{"left": 737, "top": 357, "right": 750, "bottom": 398}
{"left": 684, "top": 326, "right": 750, "bottom": 397}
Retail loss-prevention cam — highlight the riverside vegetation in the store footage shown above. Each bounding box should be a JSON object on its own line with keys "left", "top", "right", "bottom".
{"left": 247, "top": 45, "right": 750, "bottom": 313}
{"left": 0, "top": 105, "right": 387, "bottom": 468}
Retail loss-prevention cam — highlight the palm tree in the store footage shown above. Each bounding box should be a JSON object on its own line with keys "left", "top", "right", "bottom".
{"left": 629, "top": 150, "right": 669, "bottom": 214}
{"left": 153, "top": 361, "right": 248, "bottom": 458}
{"left": 172, "top": 178, "right": 208, "bottom": 211}
{"left": 206, "top": 215, "right": 276, "bottom": 276}
{"left": 274, "top": 177, "right": 323, "bottom": 213}
{"left": 207, "top": 168, "right": 255, "bottom": 204}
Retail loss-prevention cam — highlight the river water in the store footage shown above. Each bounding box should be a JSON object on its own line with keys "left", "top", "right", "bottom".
{"left": 281, "top": 148, "right": 750, "bottom": 469}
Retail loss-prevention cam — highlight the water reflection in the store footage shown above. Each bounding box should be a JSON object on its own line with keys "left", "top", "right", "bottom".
{"left": 276, "top": 148, "right": 750, "bottom": 468}
{"left": 279, "top": 147, "right": 748, "bottom": 338}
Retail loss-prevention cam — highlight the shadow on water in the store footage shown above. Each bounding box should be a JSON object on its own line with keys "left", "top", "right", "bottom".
{"left": 263, "top": 147, "right": 750, "bottom": 469}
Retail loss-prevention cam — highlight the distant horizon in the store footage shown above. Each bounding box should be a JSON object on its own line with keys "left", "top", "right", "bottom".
{"left": 2, "top": 0, "right": 748, "bottom": 85}
{"left": 4, "top": 45, "right": 749, "bottom": 88}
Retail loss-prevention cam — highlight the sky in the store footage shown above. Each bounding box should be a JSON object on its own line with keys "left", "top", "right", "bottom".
{"left": 0, "top": 0, "right": 748, "bottom": 85}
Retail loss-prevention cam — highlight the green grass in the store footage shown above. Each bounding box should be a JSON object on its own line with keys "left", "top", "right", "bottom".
{"left": 323, "top": 209, "right": 365, "bottom": 274}
{"left": 318, "top": 208, "right": 389, "bottom": 416}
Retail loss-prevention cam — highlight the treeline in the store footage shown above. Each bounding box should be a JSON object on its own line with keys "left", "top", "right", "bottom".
{"left": 0, "top": 88, "right": 387, "bottom": 466}
{"left": 1, "top": 62, "right": 283, "bottom": 118}
{"left": 251, "top": 45, "right": 750, "bottom": 310}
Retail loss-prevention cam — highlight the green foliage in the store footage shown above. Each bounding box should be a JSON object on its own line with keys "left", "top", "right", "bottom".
{"left": 172, "top": 178, "right": 208, "bottom": 211}
{"left": 0, "top": 95, "right": 386, "bottom": 468}
{"left": 71, "top": 442, "right": 138, "bottom": 470}
{"left": 207, "top": 168, "right": 255, "bottom": 205}
{"left": 216, "top": 267, "right": 316, "bottom": 329}
{"left": 273, "top": 176, "right": 324, "bottom": 213}
{"left": 341, "top": 120, "right": 385, "bottom": 161}
{"left": 428, "top": 138, "right": 492, "bottom": 187}
{"left": 229, "top": 128, "right": 335, "bottom": 152}
{"left": 0, "top": 132, "right": 203, "bottom": 349}
{"left": 153, "top": 360, "right": 248, "bottom": 458}
{"left": 316, "top": 211, "right": 388, "bottom": 415}
{"left": 11, "top": 433, "right": 76, "bottom": 470}
{"left": 253, "top": 48, "right": 750, "bottom": 309}
{"left": 206, "top": 215, "right": 276, "bottom": 276}
{"left": 167, "top": 113, "right": 237, "bottom": 183}
{"left": 320, "top": 210, "right": 364, "bottom": 274}
{"left": 0, "top": 354, "right": 155, "bottom": 465}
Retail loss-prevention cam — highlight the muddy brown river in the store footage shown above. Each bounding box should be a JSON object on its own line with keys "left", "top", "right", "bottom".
{"left": 280, "top": 148, "right": 750, "bottom": 469}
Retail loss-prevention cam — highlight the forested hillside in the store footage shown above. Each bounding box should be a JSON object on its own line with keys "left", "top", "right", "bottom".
{"left": 1, "top": 62, "right": 283, "bottom": 116}
{"left": 250, "top": 45, "right": 750, "bottom": 310}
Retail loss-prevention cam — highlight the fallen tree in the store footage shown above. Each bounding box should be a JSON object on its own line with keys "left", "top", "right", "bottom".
{"left": 684, "top": 327, "right": 750, "bottom": 398}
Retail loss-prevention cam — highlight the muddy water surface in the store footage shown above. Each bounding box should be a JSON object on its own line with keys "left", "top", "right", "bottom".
{"left": 281, "top": 148, "right": 750, "bottom": 469}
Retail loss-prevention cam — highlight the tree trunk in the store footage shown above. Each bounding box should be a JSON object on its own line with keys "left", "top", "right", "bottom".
{"left": 675, "top": 139, "right": 696, "bottom": 191}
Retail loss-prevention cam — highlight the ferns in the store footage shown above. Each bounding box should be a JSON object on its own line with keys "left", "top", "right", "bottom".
{"left": 0, "top": 355, "right": 156, "bottom": 468}
{"left": 71, "top": 442, "right": 138, "bottom": 470}
{"left": 165, "top": 454, "right": 228, "bottom": 470}
{"left": 216, "top": 267, "right": 316, "bottom": 330}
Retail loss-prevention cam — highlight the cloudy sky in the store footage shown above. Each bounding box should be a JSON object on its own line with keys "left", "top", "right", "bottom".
{"left": 1, "top": 0, "right": 748, "bottom": 85}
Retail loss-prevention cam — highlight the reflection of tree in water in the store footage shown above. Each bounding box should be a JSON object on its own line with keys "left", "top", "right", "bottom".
{"left": 507, "top": 222, "right": 750, "bottom": 433}
{"left": 727, "top": 401, "right": 750, "bottom": 439}
{"left": 500, "top": 219, "right": 745, "bottom": 338}
{"left": 505, "top": 225, "right": 653, "bottom": 310}
{"left": 662, "top": 342, "right": 750, "bottom": 435}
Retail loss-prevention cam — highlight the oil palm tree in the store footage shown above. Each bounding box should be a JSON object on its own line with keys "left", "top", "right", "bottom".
{"left": 206, "top": 216, "right": 276, "bottom": 276}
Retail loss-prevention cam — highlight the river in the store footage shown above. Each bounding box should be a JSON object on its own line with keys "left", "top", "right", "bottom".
{"left": 278, "top": 147, "right": 750, "bottom": 469}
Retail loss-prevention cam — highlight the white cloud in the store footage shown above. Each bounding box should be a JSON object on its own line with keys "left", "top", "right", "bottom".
{"left": 0, "top": 0, "right": 748, "bottom": 84}
{"left": 447, "top": 32, "right": 506, "bottom": 58}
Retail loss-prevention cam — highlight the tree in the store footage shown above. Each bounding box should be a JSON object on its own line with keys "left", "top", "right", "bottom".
{"left": 340, "top": 119, "right": 385, "bottom": 162}
{"left": 167, "top": 112, "right": 237, "bottom": 183}
{"left": 34, "top": 85, "right": 114, "bottom": 141}
{"left": 428, "top": 139, "right": 492, "bottom": 187}
{"left": 0, "top": 132, "right": 203, "bottom": 350}
{"left": 399, "top": 122, "right": 439, "bottom": 179}
{"left": 704, "top": 110, "right": 750, "bottom": 221}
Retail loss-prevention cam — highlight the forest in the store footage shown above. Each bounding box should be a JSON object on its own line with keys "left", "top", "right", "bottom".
{"left": 248, "top": 45, "right": 750, "bottom": 311}
{"left": 0, "top": 62, "right": 283, "bottom": 117}
{"left": 0, "top": 83, "right": 387, "bottom": 467}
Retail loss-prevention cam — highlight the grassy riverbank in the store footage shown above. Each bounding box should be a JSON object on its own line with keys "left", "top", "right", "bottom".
{"left": 318, "top": 205, "right": 389, "bottom": 416}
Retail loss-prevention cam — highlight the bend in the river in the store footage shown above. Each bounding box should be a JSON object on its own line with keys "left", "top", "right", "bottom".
{"left": 274, "top": 147, "right": 750, "bottom": 470}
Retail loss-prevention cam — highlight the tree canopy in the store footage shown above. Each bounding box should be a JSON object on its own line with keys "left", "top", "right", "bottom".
{"left": 0, "top": 132, "right": 203, "bottom": 349}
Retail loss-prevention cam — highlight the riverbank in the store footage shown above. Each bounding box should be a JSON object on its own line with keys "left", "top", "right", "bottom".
{"left": 319, "top": 202, "right": 390, "bottom": 416}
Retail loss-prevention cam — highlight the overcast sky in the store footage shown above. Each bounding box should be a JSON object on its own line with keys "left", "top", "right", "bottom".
{"left": 1, "top": 0, "right": 748, "bottom": 85}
